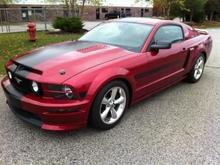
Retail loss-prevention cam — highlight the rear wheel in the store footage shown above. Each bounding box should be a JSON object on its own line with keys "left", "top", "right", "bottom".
{"left": 186, "top": 54, "right": 205, "bottom": 83}
{"left": 89, "top": 80, "right": 129, "bottom": 130}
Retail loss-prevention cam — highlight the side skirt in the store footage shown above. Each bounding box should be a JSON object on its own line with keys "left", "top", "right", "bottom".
{"left": 131, "top": 75, "right": 187, "bottom": 106}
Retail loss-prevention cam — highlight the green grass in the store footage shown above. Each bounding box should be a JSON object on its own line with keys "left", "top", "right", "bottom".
{"left": 0, "top": 31, "right": 82, "bottom": 75}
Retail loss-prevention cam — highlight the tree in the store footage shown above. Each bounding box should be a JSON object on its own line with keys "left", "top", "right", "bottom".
{"left": 153, "top": 0, "right": 186, "bottom": 18}
{"left": 47, "top": 0, "right": 78, "bottom": 16}
{"left": 0, "top": 0, "right": 18, "bottom": 5}
{"left": 185, "top": 0, "right": 207, "bottom": 22}
{"left": 152, "top": 0, "right": 208, "bottom": 22}
{"left": 153, "top": 0, "right": 167, "bottom": 16}
{"left": 47, "top": 0, "right": 102, "bottom": 17}
{"left": 64, "top": 0, "right": 77, "bottom": 16}
{"left": 80, "top": 0, "right": 102, "bottom": 17}
{"left": 80, "top": 0, "right": 86, "bottom": 17}
{"left": 205, "top": 0, "right": 220, "bottom": 21}
{"left": 89, "top": 0, "right": 102, "bottom": 6}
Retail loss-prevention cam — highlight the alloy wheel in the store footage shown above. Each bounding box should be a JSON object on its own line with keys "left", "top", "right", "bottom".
{"left": 99, "top": 87, "right": 126, "bottom": 125}
{"left": 194, "top": 56, "right": 205, "bottom": 80}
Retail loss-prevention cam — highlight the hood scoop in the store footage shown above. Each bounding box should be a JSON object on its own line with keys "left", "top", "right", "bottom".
{"left": 77, "top": 44, "right": 107, "bottom": 53}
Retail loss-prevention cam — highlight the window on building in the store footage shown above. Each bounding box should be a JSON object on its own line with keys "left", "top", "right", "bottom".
{"left": 145, "top": 8, "right": 149, "bottom": 13}
{"left": 126, "top": 8, "right": 131, "bottom": 12}
{"left": 102, "top": 8, "right": 108, "bottom": 13}
{"left": 63, "top": 9, "right": 69, "bottom": 17}
{"left": 31, "top": 7, "right": 43, "bottom": 14}
{"left": 125, "top": 8, "right": 131, "bottom": 16}
{"left": 21, "top": 7, "right": 28, "bottom": 20}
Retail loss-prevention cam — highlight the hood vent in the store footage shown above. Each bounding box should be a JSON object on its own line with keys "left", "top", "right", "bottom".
{"left": 77, "top": 44, "right": 107, "bottom": 53}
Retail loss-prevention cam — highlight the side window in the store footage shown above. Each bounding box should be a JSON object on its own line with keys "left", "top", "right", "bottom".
{"left": 153, "top": 25, "right": 184, "bottom": 44}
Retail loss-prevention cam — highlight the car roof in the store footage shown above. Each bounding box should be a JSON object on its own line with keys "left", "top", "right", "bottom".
{"left": 113, "top": 17, "right": 178, "bottom": 26}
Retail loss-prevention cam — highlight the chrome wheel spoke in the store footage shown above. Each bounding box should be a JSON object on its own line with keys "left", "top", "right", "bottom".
{"left": 198, "top": 60, "right": 203, "bottom": 67}
{"left": 110, "top": 108, "right": 117, "bottom": 119}
{"left": 195, "top": 64, "right": 199, "bottom": 69}
{"left": 110, "top": 88, "right": 118, "bottom": 100}
{"left": 102, "top": 97, "right": 109, "bottom": 105}
{"left": 101, "top": 107, "right": 111, "bottom": 120}
{"left": 194, "top": 69, "right": 198, "bottom": 76}
{"left": 114, "top": 96, "right": 125, "bottom": 105}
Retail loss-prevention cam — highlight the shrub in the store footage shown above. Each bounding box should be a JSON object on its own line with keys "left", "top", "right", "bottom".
{"left": 53, "top": 17, "right": 83, "bottom": 33}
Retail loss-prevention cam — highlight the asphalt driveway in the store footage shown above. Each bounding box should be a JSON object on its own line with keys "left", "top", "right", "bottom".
{"left": 0, "top": 28, "right": 220, "bottom": 165}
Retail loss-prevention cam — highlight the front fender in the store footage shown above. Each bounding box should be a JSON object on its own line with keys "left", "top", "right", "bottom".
{"left": 87, "top": 67, "right": 135, "bottom": 101}
{"left": 64, "top": 66, "right": 135, "bottom": 116}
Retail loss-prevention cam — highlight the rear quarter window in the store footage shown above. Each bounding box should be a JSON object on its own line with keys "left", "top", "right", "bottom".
{"left": 182, "top": 24, "right": 198, "bottom": 39}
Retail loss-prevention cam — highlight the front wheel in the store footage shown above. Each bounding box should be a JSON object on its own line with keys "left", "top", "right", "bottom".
{"left": 89, "top": 80, "right": 129, "bottom": 130}
{"left": 186, "top": 54, "right": 205, "bottom": 83}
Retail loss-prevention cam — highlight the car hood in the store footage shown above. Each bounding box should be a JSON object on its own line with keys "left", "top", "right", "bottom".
{"left": 11, "top": 41, "right": 131, "bottom": 83}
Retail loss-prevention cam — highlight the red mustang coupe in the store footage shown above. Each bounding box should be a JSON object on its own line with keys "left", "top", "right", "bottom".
{"left": 1, "top": 18, "right": 212, "bottom": 131}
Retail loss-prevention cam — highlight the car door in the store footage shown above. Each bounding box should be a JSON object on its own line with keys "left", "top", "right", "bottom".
{"left": 135, "top": 24, "right": 188, "bottom": 98}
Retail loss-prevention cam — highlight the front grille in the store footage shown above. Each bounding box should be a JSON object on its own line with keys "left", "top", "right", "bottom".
{"left": 7, "top": 63, "right": 43, "bottom": 95}
{"left": 11, "top": 74, "right": 32, "bottom": 94}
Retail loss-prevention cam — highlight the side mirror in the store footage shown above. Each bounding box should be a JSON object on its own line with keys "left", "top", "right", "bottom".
{"left": 150, "top": 42, "right": 171, "bottom": 51}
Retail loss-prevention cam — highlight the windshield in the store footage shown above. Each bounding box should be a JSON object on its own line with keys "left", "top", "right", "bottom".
{"left": 79, "top": 22, "right": 153, "bottom": 52}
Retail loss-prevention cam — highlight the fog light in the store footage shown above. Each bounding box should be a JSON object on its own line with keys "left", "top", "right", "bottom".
{"left": 32, "top": 81, "right": 39, "bottom": 93}
{"left": 8, "top": 71, "right": 12, "bottom": 79}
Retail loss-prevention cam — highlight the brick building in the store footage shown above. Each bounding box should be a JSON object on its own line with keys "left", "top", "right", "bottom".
{"left": 0, "top": 4, "right": 153, "bottom": 22}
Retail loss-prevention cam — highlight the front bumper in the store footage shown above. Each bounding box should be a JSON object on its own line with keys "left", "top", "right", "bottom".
{"left": 1, "top": 77, "right": 90, "bottom": 131}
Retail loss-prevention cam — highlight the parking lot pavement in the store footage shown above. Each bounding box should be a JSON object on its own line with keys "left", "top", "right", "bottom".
{"left": 0, "top": 29, "right": 220, "bottom": 165}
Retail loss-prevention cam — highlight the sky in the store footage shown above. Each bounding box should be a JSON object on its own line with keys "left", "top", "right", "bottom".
{"left": 18, "top": 0, "right": 153, "bottom": 7}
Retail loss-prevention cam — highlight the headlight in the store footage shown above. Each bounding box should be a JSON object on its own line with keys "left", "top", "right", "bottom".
{"left": 8, "top": 71, "right": 12, "bottom": 79}
{"left": 32, "top": 81, "right": 39, "bottom": 93}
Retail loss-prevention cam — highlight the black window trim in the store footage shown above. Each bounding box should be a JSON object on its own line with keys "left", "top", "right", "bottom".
{"left": 147, "top": 23, "right": 185, "bottom": 51}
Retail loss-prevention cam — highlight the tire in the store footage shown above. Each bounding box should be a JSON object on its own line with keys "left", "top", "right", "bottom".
{"left": 186, "top": 54, "right": 205, "bottom": 83}
{"left": 89, "top": 80, "right": 130, "bottom": 130}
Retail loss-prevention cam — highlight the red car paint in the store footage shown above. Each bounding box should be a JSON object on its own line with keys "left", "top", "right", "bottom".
{"left": 1, "top": 18, "right": 212, "bottom": 131}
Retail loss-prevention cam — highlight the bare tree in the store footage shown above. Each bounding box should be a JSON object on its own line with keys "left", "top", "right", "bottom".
{"left": 80, "top": 0, "right": 102, "bottom": 17}
{"left": 80, "top": 0, "right": 86, "bottom": 17}
{"left": 0, "top": 0, "right": 18, "bottom": 5}
{"left": 47, "top": 0, "right": 78, "bottom": 16}
{"left": 47, "top": 0, "right": 102, "bottom": 17}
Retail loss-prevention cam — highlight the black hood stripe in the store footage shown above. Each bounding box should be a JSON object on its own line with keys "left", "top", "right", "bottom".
{"left": 15, "top": 41, "right": 100, "bottom": 69}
